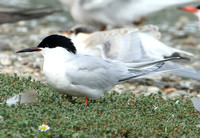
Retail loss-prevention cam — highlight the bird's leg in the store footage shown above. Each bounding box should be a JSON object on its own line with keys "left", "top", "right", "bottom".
{"left": 84, "top": 97, "right": 89, "bottom": 104}
{"left": 66, "top": 95, "right": 73, "bottom": 103}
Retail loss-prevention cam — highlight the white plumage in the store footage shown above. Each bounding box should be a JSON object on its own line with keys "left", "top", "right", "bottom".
{"left": 59, "top": 0, "right": 199, "bottom": 28}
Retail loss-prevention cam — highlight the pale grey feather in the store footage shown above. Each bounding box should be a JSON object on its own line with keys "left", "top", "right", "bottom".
{"left": 191, "top": 97, "right": 200, "bottom": 112}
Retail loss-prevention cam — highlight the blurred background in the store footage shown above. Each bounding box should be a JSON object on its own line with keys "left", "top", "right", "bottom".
{"left": 0, "top": 0, "right": 200, "bottom": 97}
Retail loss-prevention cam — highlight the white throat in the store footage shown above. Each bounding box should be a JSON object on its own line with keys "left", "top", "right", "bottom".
{"left": 40, "top": 47, "right": 75, "bottom": 92}
{"left": 40, "top": 47, "right": 75, "bottom": 74}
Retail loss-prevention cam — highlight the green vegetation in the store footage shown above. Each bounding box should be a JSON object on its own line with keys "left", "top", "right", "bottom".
{"left": 0, "top": 74, "right": 200, "bottom": 137}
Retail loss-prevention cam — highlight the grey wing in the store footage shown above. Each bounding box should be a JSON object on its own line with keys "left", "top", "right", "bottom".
{"left": 101, "top": 31, "right": 192, "bottom": 62}
{"left": 100, "top": 32, "right": 153, "bottom": 62}
{"left": 66, "top": 55, "right": 130, "bottom": 90}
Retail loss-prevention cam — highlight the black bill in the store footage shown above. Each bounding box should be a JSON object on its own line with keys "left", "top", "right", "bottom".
{"left": 16, "top": 47, "right": 41, "bottom": 53}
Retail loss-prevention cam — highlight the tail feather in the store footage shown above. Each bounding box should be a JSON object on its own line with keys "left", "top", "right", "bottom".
{"left": 121, "top": 57, "right": 200, "bottom": 81}
{"left": 119, "top": 63, "right": 164, "bottom": 82}
{"left": 124, "top": 57, "right": 187, "bottom": 68}
{"left": 162, "top": 62, "right": 200, "bottom": 81}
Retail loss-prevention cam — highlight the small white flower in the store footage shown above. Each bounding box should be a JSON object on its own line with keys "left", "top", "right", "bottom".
{"left": 38, "top": 124, "right": 50, "bottom": 132}
{"left": 175, "top": 100, "right": 179, "bottom": 104}
{"left": 153, "top": 105, "right": 158, "bottom": 110}
{"left": 196, "top": 124, "right": 200, "bottom": 128}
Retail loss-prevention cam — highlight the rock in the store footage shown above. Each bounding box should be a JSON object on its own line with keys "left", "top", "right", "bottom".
{"left": 147, "top": 86, "right": 160, "bottom": 93}
{"left": 178, "top": 90, "right": 188, "bottom": 96}
{"left": 0, "top": 42, "right": 11, "bottom": 51}
{"left": 164, "top": 87, "right": 176, "bottom": 93}
{"left": 21, "top": 60, "right": 28, "bottom": 65}
{"left": 179, "top": 81, "right": 193, "bottom": 89}
{"left": 24, "top": 68, "right": 34, "bottom": 73}
{"left": 167, "top": 92, "right": 181, "bottom": 98}
{"left": 0, "top": 54, "right": 13, "bottom": 66}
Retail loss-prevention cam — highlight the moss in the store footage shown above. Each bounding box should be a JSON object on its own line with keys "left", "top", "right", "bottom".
{"left": 0, "top": 73, "right": 199, "bottom": 137}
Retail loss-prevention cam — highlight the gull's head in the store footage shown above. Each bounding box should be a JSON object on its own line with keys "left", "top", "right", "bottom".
{"left": 17, "top": 34, "right": 77, "bottom": 56}
{"left": 60, "top": 25, "right": 93, "bottom": 38}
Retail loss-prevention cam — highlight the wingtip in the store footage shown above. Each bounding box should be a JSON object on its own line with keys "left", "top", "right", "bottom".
{"left": 156, "top": 62, "right": 165, "bottom": 68}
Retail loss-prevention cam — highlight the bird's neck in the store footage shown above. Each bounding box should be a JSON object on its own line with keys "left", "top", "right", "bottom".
{"left": 42, "top": 47, "right": 75, "bottom": 69}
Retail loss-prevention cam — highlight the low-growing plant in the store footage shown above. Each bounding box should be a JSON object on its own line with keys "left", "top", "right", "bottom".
{"left": 0, "top": 74, "right": 199, "bottom": 137}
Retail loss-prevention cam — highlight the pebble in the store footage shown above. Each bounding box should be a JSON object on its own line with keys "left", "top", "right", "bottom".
{"left": 144, "top": 86, "right": 160, "bottom": 96}
{"left": 0, "top": 42, "right": 11, "bottom": 51}
{"left": 178, "top": 91, "right": 188, "bottom": 96}
{"left": 24, "top": 68, "right": 34, "bottom": 73}
{"left": 0, "top": 54, "right": 13, "bottom": 66}
{"left": 164, "top": 87, "right": 176, "bottom": 93}
{"left": 165, "top": 92, "right": 181, "bottom": 98}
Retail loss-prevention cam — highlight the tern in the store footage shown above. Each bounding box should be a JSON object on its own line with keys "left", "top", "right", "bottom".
{"left": 61, "top": 25, "right": 200, "bottom": 81}
{"left": 17, "top": 34, "right": 181, "bottom": 104}
{"left": 58, "top": 0, "right": 199, "bottom": 29}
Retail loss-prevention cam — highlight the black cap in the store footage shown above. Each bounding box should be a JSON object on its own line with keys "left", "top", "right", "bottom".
{"left": 37, "top": 34, "right": 76, "bottom": 54}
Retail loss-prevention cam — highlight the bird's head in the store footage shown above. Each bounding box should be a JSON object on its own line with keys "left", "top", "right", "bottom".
{"left": 17, "top": 34, "right": 77, "bottom": 55}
